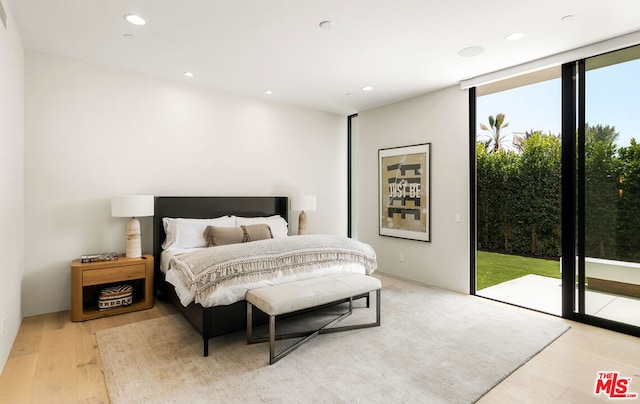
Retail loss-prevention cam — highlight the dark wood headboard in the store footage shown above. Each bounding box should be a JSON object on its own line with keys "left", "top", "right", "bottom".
{"left": 152, "top": 196, "right": 288, "bottom": 292}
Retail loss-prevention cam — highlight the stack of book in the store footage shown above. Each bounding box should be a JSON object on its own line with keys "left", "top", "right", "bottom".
{"left": 80, "top": 252, "right": 119, "bottom": 263}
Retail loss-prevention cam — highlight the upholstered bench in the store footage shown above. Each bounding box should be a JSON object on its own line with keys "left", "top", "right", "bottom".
{"left": 246, "top": 273, "right": 381, "bottom": 364}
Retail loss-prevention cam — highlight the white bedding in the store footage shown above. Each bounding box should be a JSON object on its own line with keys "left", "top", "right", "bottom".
{"left": 161, "top": 247, "right": 369, "bottom": 308}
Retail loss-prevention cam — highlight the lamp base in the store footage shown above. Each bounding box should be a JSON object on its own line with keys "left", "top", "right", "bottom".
{"left": 125, "top": 217, "right": 142, "bottom": 258}
{"left": 298, "top": 211, "right": 308, "bottom": 235}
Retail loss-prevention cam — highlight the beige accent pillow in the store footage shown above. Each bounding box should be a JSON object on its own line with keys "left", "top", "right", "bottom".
{"left": 205, "top": 224, "right": 273, "bottom": 247}
{"left": 236, "top": 215, "right": 289, "bottom": 237}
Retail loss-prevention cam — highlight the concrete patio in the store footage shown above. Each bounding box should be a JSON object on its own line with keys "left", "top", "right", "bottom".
{"left": 477, "top": 274, "right": 640, "bottom": 327}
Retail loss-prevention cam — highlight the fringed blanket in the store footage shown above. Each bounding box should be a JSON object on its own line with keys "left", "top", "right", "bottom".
{"left": 169, "top": 234, "right": 377, "bottom": 305}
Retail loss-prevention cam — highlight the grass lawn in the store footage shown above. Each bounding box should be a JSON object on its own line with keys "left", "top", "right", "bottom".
{"left": 476, "top": 250, "right": 561, "bottom": 290}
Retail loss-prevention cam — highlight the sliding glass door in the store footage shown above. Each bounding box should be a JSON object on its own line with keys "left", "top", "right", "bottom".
{"left": 472, "top": 44, "right": 640, "bottom": 336}
{"left": 473, "top": 70, "right": 562, "bottom": 315}
{"left": 569, "top": 45, "right": 640, "bottom": 329}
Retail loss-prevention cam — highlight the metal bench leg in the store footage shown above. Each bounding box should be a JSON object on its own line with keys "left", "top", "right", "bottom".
{"left": 319, "top": 288, "right": 381, "bottom": 333}
{"left": 269, "top": 297, "right": 354, "bottom": 365}
{"left": 250, "top": 289, "right": 382, "bottom": 365}
{"left": 269, "top": 315, "right": 276, "bottom": 364}
{"left": 246, "top": 301, "right": 253, "bottom": 342}
{"left": 376, "top": 288, "right": 381, "bottom": 325}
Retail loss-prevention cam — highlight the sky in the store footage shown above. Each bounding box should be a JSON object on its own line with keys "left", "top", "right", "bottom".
{"left": 477, "top": 58, "right": 640, "bottom": 149}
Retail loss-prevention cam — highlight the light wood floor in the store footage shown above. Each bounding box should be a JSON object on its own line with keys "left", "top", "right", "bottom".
{"left": 0, "top": 300, "right": 638, "bottom": 403}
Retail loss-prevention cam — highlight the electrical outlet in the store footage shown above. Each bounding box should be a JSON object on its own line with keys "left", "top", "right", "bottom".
{"left": 399, "top": 253, "right": 404, "bottom": 263}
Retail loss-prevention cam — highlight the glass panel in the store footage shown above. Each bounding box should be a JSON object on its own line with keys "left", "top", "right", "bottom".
{"left": 349, "top": 115, "right": 359, "bottom": 238}
{"left": 475, "top": 72, "right": 562, "bottom": 315}
{"left": 582, "top": 45, "right": 640, "bottom": 326}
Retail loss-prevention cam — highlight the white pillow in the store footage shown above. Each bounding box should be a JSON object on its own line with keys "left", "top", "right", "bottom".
{"left": 236, "top": 215, "right": 289, "bottom": 238}
{"left": 162, "top": 216, "right": 237, "bottom": 249}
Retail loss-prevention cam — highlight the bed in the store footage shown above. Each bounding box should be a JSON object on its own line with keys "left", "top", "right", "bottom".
{"left": 153, "top": 196, "right": 377, "bottom": 356}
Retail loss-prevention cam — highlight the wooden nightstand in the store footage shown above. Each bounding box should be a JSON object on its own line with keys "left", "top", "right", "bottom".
{"left": 71, "top": 254, "right": 154, "bottom": 321}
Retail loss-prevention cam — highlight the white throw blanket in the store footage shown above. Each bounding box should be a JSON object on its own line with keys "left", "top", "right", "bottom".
{"left": 169, "top": 234, "right": 377, "bottom": 305}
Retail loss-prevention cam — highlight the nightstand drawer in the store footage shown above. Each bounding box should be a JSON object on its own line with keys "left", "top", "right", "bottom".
{"left": 83, "top": 263, "right": 146, "bottom": 286}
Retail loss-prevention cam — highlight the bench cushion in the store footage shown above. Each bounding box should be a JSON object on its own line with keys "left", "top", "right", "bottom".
{"left": 246, "top": 273, "right": 381, "bottom": 316}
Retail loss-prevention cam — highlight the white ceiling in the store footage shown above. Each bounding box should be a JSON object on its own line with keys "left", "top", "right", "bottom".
{"left": 7, "top": 0, "right": 640, "bottom": 115}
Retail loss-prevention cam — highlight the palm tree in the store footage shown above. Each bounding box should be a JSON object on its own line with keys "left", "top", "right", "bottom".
{"left": 511, "top": 131, "right": 531, "bottom": 153}
{"left": 480, "top": 113, "right": 509, "bottom": 152}
{"left": 586, "top": 123, "right": 618, "bottom": 145}
{"left": 512, "top": 129, "right": 552, "bottom": 153}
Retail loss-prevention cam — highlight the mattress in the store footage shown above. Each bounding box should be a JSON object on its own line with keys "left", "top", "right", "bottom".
{"left": 161, "top": 247, "right": 368, "bottom": 308}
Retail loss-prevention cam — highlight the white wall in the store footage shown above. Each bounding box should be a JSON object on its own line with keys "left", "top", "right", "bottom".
{"left": 24, "top": 51, "right": 347, "bottom": 317}
{"left": 356, "top": 86, "right": 470, "bottom": 293}
{"left": 0, "top": 0, "right": 24, "bottom": 374}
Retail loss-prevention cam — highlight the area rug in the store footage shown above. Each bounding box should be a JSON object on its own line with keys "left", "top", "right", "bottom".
{"left": 96, "top": 275, "right": 569, "bottom": 403}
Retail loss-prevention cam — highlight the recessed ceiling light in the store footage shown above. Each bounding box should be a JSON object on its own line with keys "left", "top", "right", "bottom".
{"left": 457, "top": 46, "right": 484, "bottom": 58}
{"left": 505, "top": 32, "right": 524, "bottom": 41}
{"left": 361, "top": 86, "right": 374, "bottom": 92}
{"left": 183, "top": 71, "right": 194, "bottom": 78}
{"left": 561, "top": 14, "right": 574, "bottom": 22}
{"left": 123, "top": 33, "right": 135, "bottom": 39}
{"left": 265, "top": 90, "right": 273, "bottom": 95}
{"left": 124, "top": 14, "right": 146, "bottom": 26}
{"left": 319, "top": 20, "right": 335, "bottom": 30}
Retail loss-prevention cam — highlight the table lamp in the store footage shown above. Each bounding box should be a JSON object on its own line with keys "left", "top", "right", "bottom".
{"left": 111, "top": 195, "right": 154, "bottom": 258}
{"left": 291, "top": 195, "right": 316, "bottom": 235}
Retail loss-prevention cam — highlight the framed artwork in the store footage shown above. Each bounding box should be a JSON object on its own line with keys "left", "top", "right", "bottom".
{"left": 378, "top": 143, "right": 430, "bottom": 241}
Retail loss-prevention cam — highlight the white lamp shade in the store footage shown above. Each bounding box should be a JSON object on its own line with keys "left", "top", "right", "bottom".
{"left": 111, "top": 195, "right": 154, "bottom": 217}
{"left": 291, "top": 195, "right": 317, "bottom": 212}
